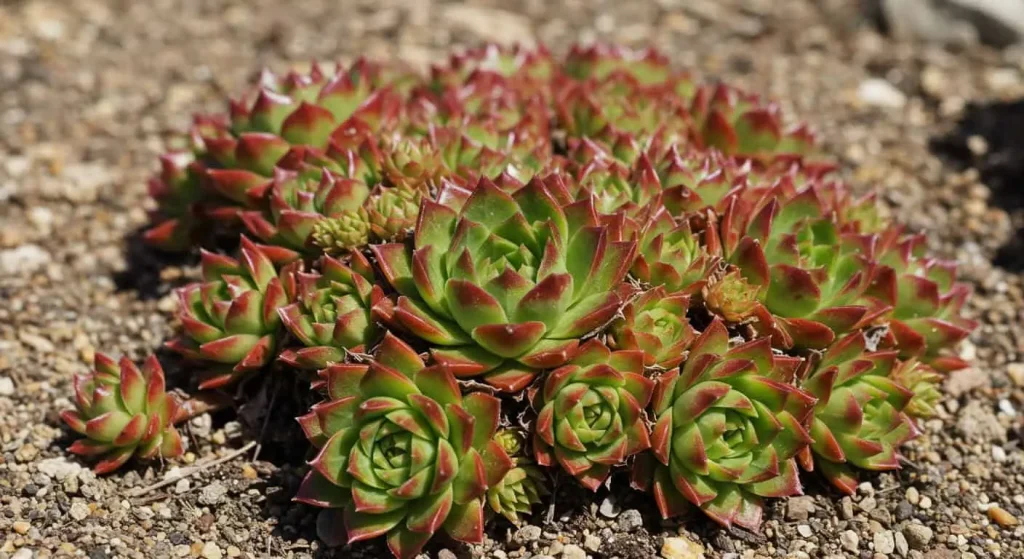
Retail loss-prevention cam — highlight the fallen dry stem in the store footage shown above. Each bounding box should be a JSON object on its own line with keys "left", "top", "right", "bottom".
{"left": 129, "top": 441, "right": 257, "bottom": 500}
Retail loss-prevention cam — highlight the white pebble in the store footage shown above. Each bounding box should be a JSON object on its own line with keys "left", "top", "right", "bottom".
{"left": 857, "top": 78, "right": 906, "bottom": 109}
{"left": 998, "top": 399, "right": 1016, "bottom": 416}
{"left": 0, "top": 244, "right": 52, "bottom": 276}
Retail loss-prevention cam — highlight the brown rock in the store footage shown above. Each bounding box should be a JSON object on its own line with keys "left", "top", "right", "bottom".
{"left": 988, "top": 506, "right": 1019, "bottom": 528}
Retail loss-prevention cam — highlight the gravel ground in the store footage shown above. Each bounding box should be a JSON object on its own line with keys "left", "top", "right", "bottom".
{"left": 2, "top": 1, "right": 1024, "bottom": 558}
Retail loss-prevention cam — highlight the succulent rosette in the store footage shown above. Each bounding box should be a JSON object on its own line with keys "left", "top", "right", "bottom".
{"left": 278, "top": 252, "right": 386, "bottom": 369}
{"left": 563, "top": 44, "right": 673, "bottom": 85}
{"left": 687, "top": 83, "right": 818, "bottom": 162}
{"left": 632, "top": 318, "right": 815, "bottom": 529}
{"left": 377, "top": 136, "right": 445, "bottom": 189}
{"left": 653, "top": 146, "right": 742, "bottom": 217}
{"left": 796, "top": 332, "right": 920, "bottom": 494}
{"left": 239, "top": 166, "right": 371, "bottom": 251}
{"left": 866, "top": 230, "right": 978, "bottom": 371}
{"left": 146, "top": 60, "right": 406, "bottom": 249}
{"left": 167, "top": 237, "right": 297, "bottom": 389}
{"left": 366, "top": 184, "right": 425, "bottom": 241}
{"left": 891, "top": 360, "right": 943, "bottom": 419}
{"left": 311, "top": 207, "right": 372, "bottom": 254}
{"left": 574, "top": 156, "right": 660, "bottom": 217}
{"left": 554, "top": 72, "right": 690, "bottom": 156}
{"left": 486, "top": 430, "right": 549, "bottom": 525}
{"left": 487, "top": 463, "right": 549, "bottom": 525}
{"left": 531, "top": 340, "right": 654, "bottom": 490}
{"left": 372, "top": 177, "right": 636, "bottom": 392}
{"left": 632, "top": 208, "right": 717, "bottom": 295}
{"left": 704, "top": 270, "right": 764, "bottom": 323}
{"left": 294, "top": 334, "right": 513, "bottom": 559}
{"left": 145, "top": 142, "right": 215, "bottom": 250}
{"left": 61, "top": 355, "right": 184, "bottom": 474}
{"left": 608, "top": 287, "right": 695, "bottom": 369}
{"left": 709, "top": 185, "right": 880, "bottom": 349}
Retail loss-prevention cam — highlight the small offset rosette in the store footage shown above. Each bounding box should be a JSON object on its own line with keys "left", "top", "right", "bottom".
{"left": 61, "top": 354, "right": 184, "bottom": 474}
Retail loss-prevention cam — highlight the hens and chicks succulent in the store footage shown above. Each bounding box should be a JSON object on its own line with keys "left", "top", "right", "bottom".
{"left": 62, "top": 44, "right": 976, "bottom": 558}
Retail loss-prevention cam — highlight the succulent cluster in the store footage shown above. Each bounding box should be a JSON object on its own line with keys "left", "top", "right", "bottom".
{"left": 63, "top": 44, "right": 976, "bottom": 558}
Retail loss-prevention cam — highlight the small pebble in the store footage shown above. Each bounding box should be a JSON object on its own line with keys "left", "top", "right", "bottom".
{"left": 561, "top": 544, "right": 586, "bottom": 559}
{"left": 902, "top": 524, "right": 933, "bottom": 549}
{"left": 617, "top": 509, "right": 643, "bottom": 531}
{"left": 873, "top": 531, "right": 895, "bottom": 554}
{"left": 988, "top": 506, "right": 1019, "bottom": 528}
{"left": 201, "top": 541, "right": 223, "bottom": 559}
{"left": 857, "top": 78, "right": 906, "bottom": 109}
{"left": 661, "top": 535, "right": 704, "bottom": 559}
{"left": 599, "top": 495, "right": 620, "bottom": 518}
{"left": 199, "top": 481, "right": 227, "bottom": 506}
{"left": 69, "top": 501, "right": 90, "bottom": 521}
{"left": 840, "top": 530, "right": 859, "bottom": 552}
{"left": 787, "top": 496, "right": 816, "bottom": 521}
{"left": 514, "top": 525, "right": 542, "bottom": 545}
{"left": 894, "top": 531, "right": 908, "bottom": 557}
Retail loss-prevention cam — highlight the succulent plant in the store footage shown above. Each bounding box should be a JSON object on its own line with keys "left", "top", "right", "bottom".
{"left": 278, "top": 252, "right": 386, "bottom": 370}
{"left": 145, "top": 60, "right": 406, "bottom": 249}
{"left": 608, "top": 287, "right": 695, "bottom": 369}
{"left": 631, "top": 208, "right": 717, "bottom": 295}
{"left": 709, "top": 185, "right": 879, "bottom": 349}
{"left": 891, "top": 359, "right": 943, "bottom": 420}
{"left": 310, "top": 207, "right": 372, "bottom": 254}
{"left": 686, "top": 83, "right": 818, "bottom": 161}
{"left": 487, "top": 463, "right": 549, "bottom": 525}
{"left": 866, "top": 230, "right": 977, "bottom": 372}
{"left": 440, "top": 44, "right": 555, "bottom": 93}
{"left": 366, "top": 184, "right": 425, "bottom": 241}
{"left": 239, "top": 166, "right": 371, "bottom": 252}
{"left": 167, "top": 237, "right": 297, "bottom": 389}
{"left": 631, "top": 319, "right": 815, "bottom": 529}
{"left": 61, "top": 355, "right": 185, "bottom": 474}
{"left": 372, "top": 177, "right": 636, "bottom": 392}
{"left": 532, "top": 340, "right": 654, "bottom": 490}
{"left": 796, "top": 332, "right": 920, "bottom": 494}
{"left": 294, "top": 334, "right": 512, "bottom": 559}
{"left": 120, "top": 43, "right": 980, "bottom": 556}
{"left": 563, "top": 44, "right": 673, "bottom": 86}
{"left": 574, "top": 155, "right": 660, "bottom": 217}
{"left": 144, "top": 147, "right": 212, "bottom": 250}
{"left": 486, "top": 430, "right": 549, "bottom": 525}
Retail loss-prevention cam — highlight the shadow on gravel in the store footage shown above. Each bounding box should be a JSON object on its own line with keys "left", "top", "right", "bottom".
{"left": 115, "top": 225, "right": 246, "bottom": 300}
{"left": 114, "top": 226, "right": 197, "bottom": 300}
{"left": 930, "top": 99, "right": 1024, "bottom": 271}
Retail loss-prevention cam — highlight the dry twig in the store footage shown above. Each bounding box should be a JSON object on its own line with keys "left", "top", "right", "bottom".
{"left": 129, "top": 441, "right": 257, "bottom": 499}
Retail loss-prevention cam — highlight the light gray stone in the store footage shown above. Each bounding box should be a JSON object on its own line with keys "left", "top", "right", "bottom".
{"left": 871, "top": 0, "right": 1024, "bottom": 47}
{"left": 874, "top": 531, "right": 896, "bottom": 554}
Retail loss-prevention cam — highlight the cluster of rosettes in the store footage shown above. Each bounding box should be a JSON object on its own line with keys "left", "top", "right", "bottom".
{"left": 63, "top": 44, "right": 977, "bottom": 558}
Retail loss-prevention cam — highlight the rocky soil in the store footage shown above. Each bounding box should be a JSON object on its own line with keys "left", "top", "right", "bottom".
{"left": 2, "top": 0, "right": 1024, "bottom": 558}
